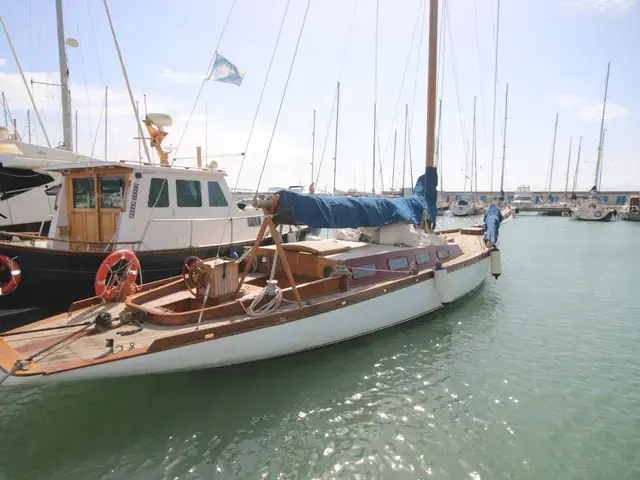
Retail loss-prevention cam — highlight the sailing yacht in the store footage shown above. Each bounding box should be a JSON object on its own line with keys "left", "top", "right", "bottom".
{"left": 0, "top": 0, "right": 513, "bottom": 388}
{"left": 0, "top": 1, "right": 102, "bottom": 235}
{"left": 451, "top": 196, "right": 482, "bottom": 216}
{"left": 572, "top": 63, "right": 615, "bottom": 222}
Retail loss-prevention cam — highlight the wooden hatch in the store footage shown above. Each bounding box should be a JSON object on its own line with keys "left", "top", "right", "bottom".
{"left": 65, "top": 168, "right": 130, "bottom": 249}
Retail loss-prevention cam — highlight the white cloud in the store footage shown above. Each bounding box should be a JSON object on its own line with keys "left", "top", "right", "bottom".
{"left": 549, "top": 92, "right": 589, "bottom": 108}
{"left": 157, "top": 69, "right": 203, "bottom": 85}
{"left": 550, "top": 92, "right": 627, "bottom": 122}
{"left": 0, "top": 70, "right": 309, "bottom": 188}
{"left": 575, "top": 102, "right": 627, "bottom": 120}
{"left": 0, "top": 58, "right": 6, "bottom": 67}
{"left": 562, "top": 0, "right": 637, "bottom": 13}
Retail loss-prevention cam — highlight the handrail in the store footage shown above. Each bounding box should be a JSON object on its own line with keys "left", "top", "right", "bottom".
{"left": 147, "top": 215, "right": 260, "bottom": 223}
{"left": 0, "top": 231, "right": 141, "bottom": 246}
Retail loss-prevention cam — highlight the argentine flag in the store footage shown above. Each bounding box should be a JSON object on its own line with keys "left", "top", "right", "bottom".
{"left": 209, "top": 53, "right": 245, "bottom": 86}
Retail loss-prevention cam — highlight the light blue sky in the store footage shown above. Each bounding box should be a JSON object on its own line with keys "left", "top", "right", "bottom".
{"left": 1, "top": 0, "right": 639, "bottom": 192}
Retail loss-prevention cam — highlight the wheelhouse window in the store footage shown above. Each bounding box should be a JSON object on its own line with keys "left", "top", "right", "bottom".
{"left": 436, "top": 249, "right": 450, "bottom": 259}
{"left": 247, "top": 216, "right": 261, "bottom": 227}
{"left": 72, "top": 178, "right": 96, "bottom": 209}
{"left": 388, "top": 257, "right": 409, "bottom": 271}
{"left": 148, "top": 178, "right": 169, "bottom": 207}
{"left": 415, "top": 252, "right": 431, "bottom": 265}
{"left": 208, "top": 181, "right": 229, "bottom": 207}
{"left": 352, "top": 264, "right": 377, "bottom": 279}
{"left": 176, "top": 180, "right": 202, "bottom": 207}
{"left": 99, "top": 176, "right": 125, "bottom": 209}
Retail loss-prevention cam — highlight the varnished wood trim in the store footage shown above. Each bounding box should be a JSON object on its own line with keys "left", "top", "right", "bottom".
{"left": 0, "top": 339, "right": 44, "bottom": 375}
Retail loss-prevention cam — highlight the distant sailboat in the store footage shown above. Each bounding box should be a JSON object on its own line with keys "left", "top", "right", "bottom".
{"left": 572, "top": 63, "right": 615, "bottom": 222}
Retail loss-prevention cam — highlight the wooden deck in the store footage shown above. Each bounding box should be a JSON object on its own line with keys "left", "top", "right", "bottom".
{"left": 1, "top": 230, "right": 488, "bottom": 376}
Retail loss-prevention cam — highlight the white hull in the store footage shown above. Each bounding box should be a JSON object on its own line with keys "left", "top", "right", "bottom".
{"left": 571, "top": 205, "right": 614, "bottom": 221}
{"left": 0, "top": 176, "right": 59, "bottom": 230}
{"left": 3, "top": 257, "right": 490, "bottom": 387}
{"left": 451, "top": 204, "right": 481, "bottom": 216}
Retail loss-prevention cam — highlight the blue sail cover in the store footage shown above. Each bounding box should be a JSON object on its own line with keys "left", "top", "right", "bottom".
{"left": 274, "top": 174, "right": 432, "bottom": 229}
{"left": 424, "top": 166, "right": 438, "bottom": 229}
{"left": 483, "top": 204, "right": 503, "bottom": 245}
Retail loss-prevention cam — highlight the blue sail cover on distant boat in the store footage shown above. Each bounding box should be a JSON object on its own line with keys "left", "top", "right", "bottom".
{"left": 274, "top": 175, "right": 430, "bottom": 229}
{"left": 483, "top": 204, "right": 503, "bottom": 245}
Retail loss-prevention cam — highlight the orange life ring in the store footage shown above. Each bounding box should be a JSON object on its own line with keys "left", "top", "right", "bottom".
{"left": 95, "top": 250, "right": 140, "bottom": 301}
{"left": 0, "top": 255, "right": 21, "bottom": 295}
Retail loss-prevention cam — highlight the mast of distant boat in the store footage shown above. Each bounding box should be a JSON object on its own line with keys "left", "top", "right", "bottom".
{"left": 490, "top": 0, "right": 502, "bottom": 197}
{"left": 594, "top": 62, "right": 610, "bottom": 190}
{"left": 0, "top": 16, "right": 51, "bottom": 146}
{"left": 402, "top": 104, "right": 408, "bottom": 195}
{"left": 598, "top": 128, "right": 606, "bottom": 191}
{"left": 571, "top": 136, "right": 582, "bottom": 198}
{"left": 55, "top": 0, "right": 73, "bottom": 151}
{"left": 564, "top": 137, "right": 572, "bottom": 202}
{"left": 372, "top": 0, "right": 380, "bottom": 195}
{"left": 499, "top": 83, "right": 508, "bottom": 202}
{"left": 311, "top": 109, "right": 315, "bottom": 188}
{"left": 333, "top": 81, "right": 340, "bottom": 195}
{"left": 472, "top": 96, "right": 477, "bottom": 203}
{"left": 392, "top": 129, "right": 397, "bottom": 191}
{"left": 104, "top": 86, "right": 108, "bottom": 161}
{"left": 547, "top": 113, "right": 559, "bottom": 203}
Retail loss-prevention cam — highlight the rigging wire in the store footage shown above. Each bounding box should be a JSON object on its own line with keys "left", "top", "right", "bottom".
{"left": 407, "top": 0, "right": 429, "bottom": 189}
{"left": 373, "top": 0, "right": 380, "bottom": 193}
{"left": 91, "top": 93, "right": 105, "bottom": 156}
{"left": 376, "top": 0, "right": 425, "bottom": 188}
{"left": 212, "top": 0, "right": 296, "bottom": 258}
{"left": 74, "top": 0, "right": 94, "bottom": 152}
{"left": 489, "top": 0, "right": 501, "bottom": 193}
{"left": 314, "top": 86, "right": 338, "bottom": 186}
{"left": 170, "top": 0, "right": 239, "bottom": 166}
{"left": 472, "top": 0, "right": 489, "bottom": 147}
{"left": 254, "top": 0, "right": 313, "bottom": 194}
{"left": 443, "top": 1, "right": 471, "bottom": 170}
{"left": 310, "top": 0, "right": 359, "bottom": 189}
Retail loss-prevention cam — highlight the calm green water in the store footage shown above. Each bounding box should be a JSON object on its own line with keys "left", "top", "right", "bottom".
{"left": 1, "top": 215, "right": 640, "bottom": 479}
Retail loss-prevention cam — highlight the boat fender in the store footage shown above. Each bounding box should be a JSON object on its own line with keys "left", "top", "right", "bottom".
{"left": 0, "top": 255, "right": 21, "bottom": 296}
{"left": 489, "top": 247, "right": 502, "bottom": 279}
{"left": 434, "top": 265, "right": 454, "bottom": 304}
{"left": 95, "top": 250, "right": 141, "bottom": 301}
{"left": 594, "top": 211, "right": 602, "bottom": 218}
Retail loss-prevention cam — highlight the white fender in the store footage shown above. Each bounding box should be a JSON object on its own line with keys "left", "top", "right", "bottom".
{"left": 490, "top": 247, "right": 502, "bottom": 279}
{"left": 434, "top": 266, "right": 454, "bottom": 303}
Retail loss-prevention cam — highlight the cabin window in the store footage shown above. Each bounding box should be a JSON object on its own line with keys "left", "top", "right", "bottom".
{"left": 436, "top": 249, "right": 450, "bottom": 259}
{"left": 72, "top": 177, "right": 96, "bottom": 209}
{"left": 148, "top": 178, "right": 169, "bottom": 208}
{"left": 416, "top": 252, "right": 431, "bottom": 265}
{"left": 208, "top": 181, "right": 229, "bottom": 207}
{"left": 99, "top": 176, "right": 125, "bottom": 209}
{"left": 176, "top": 180, "right": 202, "bottom": 207}
{"left": 352, "top": 264, "right": 377, "bottom": 279}
{"left": 388, "top": 257, "right": 409, "bottom": 271}
{"left": 247, "top": 216, "right": 261, "bottom": 227}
